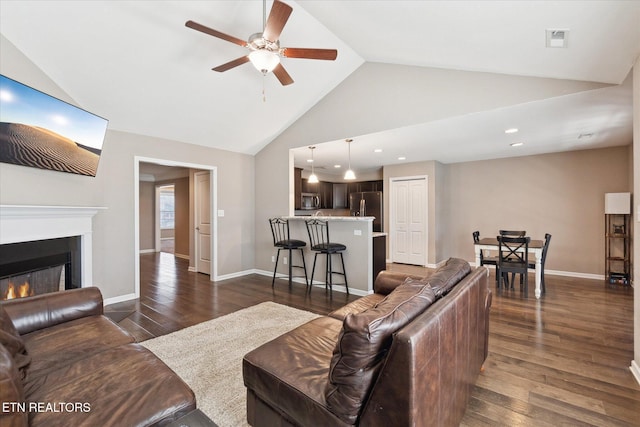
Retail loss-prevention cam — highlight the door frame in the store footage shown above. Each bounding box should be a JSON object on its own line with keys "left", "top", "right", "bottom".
{"left": 134, "top": 156, "right": 218, "bottom": 299}
{"left": 389, "top": 175, "right": 428, "bottom": 266}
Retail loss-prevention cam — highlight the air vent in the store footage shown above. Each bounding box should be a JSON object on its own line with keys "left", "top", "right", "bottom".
{"left": 546, "top": 29, "right": 569, "bottom": 48}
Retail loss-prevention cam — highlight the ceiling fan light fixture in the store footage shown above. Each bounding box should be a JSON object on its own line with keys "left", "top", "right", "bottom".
{"left": 249, "top": 49, "right": 280, "bottom": 74}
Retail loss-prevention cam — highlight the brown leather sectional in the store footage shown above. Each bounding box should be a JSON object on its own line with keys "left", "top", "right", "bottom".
{"left": 0, "top": 287, "right": 195, "bottom": 427}
{"left": 243, "top": 258, "right": 491, "bottom": 427}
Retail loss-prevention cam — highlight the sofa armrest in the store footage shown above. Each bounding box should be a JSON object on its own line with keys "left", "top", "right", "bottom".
{"left": 373, "top": 271, "right": 427, "bottom": 295}
{"left": 1, "top": 287, "right": 103, "bottom": 335}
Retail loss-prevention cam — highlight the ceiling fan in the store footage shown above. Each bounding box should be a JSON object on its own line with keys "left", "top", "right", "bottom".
{"left": 185, "top": 0, "right": 338, "bottom": 86}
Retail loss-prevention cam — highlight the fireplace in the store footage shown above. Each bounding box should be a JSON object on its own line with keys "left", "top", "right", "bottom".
{"left": 0, "top": 205, "right": 104, "bottom": 299}
{"left": 0, "top": 236, "right": 81, "bottom": 300}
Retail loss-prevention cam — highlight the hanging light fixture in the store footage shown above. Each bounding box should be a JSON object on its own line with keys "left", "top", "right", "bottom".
{"left": 344, "top": 139, "right": 356, "bottom": 180}
{"left": 308, "top": 146, "right": 319, "bottom": 184}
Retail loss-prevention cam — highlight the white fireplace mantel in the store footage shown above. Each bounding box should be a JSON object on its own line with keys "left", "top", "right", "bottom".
{"left": 0, "top": 205, "right": 106, "bottom": 287}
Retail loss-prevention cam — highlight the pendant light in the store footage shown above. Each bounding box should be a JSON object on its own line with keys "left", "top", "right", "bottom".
{"left": 308, "top": 146, "right": 319, "bottom": 184}
{"left": 344, "top": 139, "right": 356, "bottom": 180}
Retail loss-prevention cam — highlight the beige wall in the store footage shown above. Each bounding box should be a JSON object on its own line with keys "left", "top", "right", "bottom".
{"left": 173, "top": 177, "right": 189, "bottom": 257}
{"left": 444, "top": 147, "right": 630, "bottom": 274}
{"left": 0, "top": 35, "right": 255, "bottom": 300}
{"left": 379, "top": 147, "right": 630, "bottom": 274}
{"left": 139, "top": 181, "right": 155, "bottom": 251}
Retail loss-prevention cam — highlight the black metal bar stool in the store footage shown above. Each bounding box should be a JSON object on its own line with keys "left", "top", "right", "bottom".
{"left": 269, "top": 218, "right": 308, "bottom": 288}
{"left": 305, "top": 219, "right": 348, "bottom": 294}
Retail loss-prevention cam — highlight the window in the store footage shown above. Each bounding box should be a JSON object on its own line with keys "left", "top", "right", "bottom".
{"left": 159, "top": 185, "right": 175, "bottom": 229}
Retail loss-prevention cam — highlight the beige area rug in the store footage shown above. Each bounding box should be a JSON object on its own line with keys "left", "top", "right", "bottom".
{"left": 140, "top": 302, "right": 320, "bottom": 427}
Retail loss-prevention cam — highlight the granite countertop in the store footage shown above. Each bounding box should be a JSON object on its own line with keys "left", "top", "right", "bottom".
{"left": 285, "top": 215, "right": 375, "bottom": 221}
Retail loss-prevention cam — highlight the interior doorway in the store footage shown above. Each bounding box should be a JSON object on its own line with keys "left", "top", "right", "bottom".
{"left": 134, "top": 156, "right": 218, "bottom": 299}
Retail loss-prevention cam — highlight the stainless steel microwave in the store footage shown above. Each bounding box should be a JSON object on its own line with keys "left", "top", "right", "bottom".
{"left": 301, "top": 193, "right": 320, "bottom": 210}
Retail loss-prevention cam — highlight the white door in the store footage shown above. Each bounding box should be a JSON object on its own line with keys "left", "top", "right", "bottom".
{"left": 391, "top": 178, "right": 427, "bottom": 266}
{"left": 195, "top": 171, "right": 211, "bottom": 275}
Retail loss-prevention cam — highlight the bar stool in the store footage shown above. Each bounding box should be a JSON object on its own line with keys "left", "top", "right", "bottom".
{"left": 269, "top": 218, "right": 308, "bottom": 288}
{"left": 305, "top": 219, "right": 349, "bottom": 294}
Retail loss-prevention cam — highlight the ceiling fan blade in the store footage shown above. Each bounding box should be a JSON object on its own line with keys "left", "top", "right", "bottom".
{"left": 273, "top": 63, "right": 294, "bottom": 86}
{"left": 263, "top": 0, "right": 293, "bottom": 42}
{"left": 185, "top": 20, "right": 247, "bottom": 47}
{"left": 281, "top": 47, "right": 338, "bottom": 61}
{"left": 212, "top": 56, "right": 250, "bottom": 72}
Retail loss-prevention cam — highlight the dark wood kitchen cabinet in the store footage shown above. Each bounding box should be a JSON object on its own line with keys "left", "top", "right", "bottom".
{"left": 333, "top": 183, "right": 348, "bottom": 209}
{"left": 294, "top": 168, "right": 302, "bottom": 210}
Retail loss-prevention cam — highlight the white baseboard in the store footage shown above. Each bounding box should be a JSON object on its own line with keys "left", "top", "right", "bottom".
{"left": 470, "top": 262, "right": 605, "bottom": 280}
{"left": 214, "top": 269, "right": 258, "bottom": 281}
{"left": 174, "top": 253, "right": 189, "bottom": 260}
{"left": 103, "top": 293, "right": 137, "bottom": 306}
{"left": 139, "top": 249, "right": 155, "bottom": 254}
{"left": 253, "top": 269, "right": 369, "bottom": 296}
{"left": 631, "top": 360, "right": 640, "bottom": 386}
{"left": 188, "top": 266, "right": 197, "bottom": 272}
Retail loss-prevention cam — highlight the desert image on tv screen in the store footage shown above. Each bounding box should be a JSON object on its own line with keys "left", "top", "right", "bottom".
{"left": 0, "top": 74, "right": 108, "bottom": 177}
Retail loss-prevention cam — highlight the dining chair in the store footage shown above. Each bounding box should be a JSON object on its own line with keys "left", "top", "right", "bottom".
{"left": 269, "top": 218, "right": 308, "bottom": 288}
{"left": 528, "top": 233, "right": 551, "bottom": 294}
{"left": 499, "top": 230, "right": 526, "bottom": 237}
{"left": 497, "top": 235, "right": 530, "bottom": 296}
{"left": 473, "top": 231, "right": 499, "bottom": 284}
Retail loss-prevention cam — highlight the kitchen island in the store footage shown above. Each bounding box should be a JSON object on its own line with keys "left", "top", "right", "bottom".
{"left": 280, "top": 216, "right": 384, "bottom": 295}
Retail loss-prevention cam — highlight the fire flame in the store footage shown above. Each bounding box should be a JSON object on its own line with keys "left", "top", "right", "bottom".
{"left": 4, "top": 282, "right": 34, "bottom": 300}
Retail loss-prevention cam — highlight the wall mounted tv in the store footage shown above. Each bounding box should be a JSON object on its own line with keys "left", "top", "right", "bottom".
{"left": 0, "top": 74, "right": 108, "bottom": 177}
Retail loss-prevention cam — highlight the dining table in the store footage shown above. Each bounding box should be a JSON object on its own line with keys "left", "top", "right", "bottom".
{"left": 474, "top": 237, "right": 545, "bottom": 299}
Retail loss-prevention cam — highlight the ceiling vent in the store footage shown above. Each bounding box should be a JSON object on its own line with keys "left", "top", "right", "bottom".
{"left": 546, "top": 29, "right": 569, "bottom": 48}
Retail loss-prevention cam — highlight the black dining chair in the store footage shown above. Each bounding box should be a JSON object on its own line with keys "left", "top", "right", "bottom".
{"left": 305, "top": 219, "right": 349, "bottom": 294}
{"left": 497, "top": 235, "right": 530, "bottom": 296}
{"left": 498, "top": 230, "right": 526, "bottom": 286}
{"left": 528, "top": 233, "right": 552, "bottom": 294}
{"left": 269, "top": 218, "right": 308, "bottom": 288}
{"left": 499, "top": 230, "right": 526, "bottom": 237}
{"left": 473, "top": 231, "right": 500, "bottom": 284}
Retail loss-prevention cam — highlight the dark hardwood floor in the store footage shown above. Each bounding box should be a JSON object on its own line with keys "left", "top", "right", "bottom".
{"left": 105, "top": 253, "right": 640, "bottom": 426}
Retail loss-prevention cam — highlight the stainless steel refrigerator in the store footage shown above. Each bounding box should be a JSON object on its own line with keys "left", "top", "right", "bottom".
{"left": 349, "top": 191, "right": 383, "bottom": 232}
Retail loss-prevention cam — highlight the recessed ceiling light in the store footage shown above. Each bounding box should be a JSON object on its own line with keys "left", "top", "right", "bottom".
{"left": 510, "top": 142, "right": 524, "bottom": 147}
{"left": 306, "top": 159, "right": 314, "bottom": 163}
{"left": 398, "top": 156, "right": 406, "bottom": 160}
{"left": 374, "top": 149, "right": 382, "bottom": 153}
{"left": 505, "top": 128, "right": 518, "bottom": 134}
{"left": 334, "top": 164, "right": 341, "bottom": 168}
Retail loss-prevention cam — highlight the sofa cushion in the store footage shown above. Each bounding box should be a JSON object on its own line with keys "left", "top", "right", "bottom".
{"left": 325, "top": 281, "right": 436, "bottom": 424}
{"left": 24, "top": 343, "right": 195, "bottom": 427}
{"left": 328, "top": 293, "right": 385, "bottom": 321}
{"left": 243, "top": 316, "right": 351, "bottom": 427}
{"left": 21, "top": 315, "right": 135, "bottom": 383}
{"left": 428, "top": 258, "right": 471, "bottom": 297}
{"left": 0, "top": 305, "right": 30, "bottom": 378}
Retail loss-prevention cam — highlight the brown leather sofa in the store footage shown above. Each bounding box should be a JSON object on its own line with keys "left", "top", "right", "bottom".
{"left": 243, "top": 258, "right": 491, "bottom": 427}
{"left": 0, "top": 287, "right": 195, "bottom": 427}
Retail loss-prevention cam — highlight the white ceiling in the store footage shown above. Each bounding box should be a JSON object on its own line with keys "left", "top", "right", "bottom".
{"left": 1, "top": 1, "right": 639, "bottom": 175}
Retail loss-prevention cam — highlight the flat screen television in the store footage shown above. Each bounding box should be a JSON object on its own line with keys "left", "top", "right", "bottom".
{"left": 0, "top": 74, "right": 108, "bottom": 177}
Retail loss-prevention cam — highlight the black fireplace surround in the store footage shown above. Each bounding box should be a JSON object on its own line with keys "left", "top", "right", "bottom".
{"left": 0, "top": 236, "right": 81, "bottom": 296}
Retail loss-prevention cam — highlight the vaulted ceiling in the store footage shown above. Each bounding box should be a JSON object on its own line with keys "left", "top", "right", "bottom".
{"left": 1, "top": 1, "right": 638, "bottom": 173}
